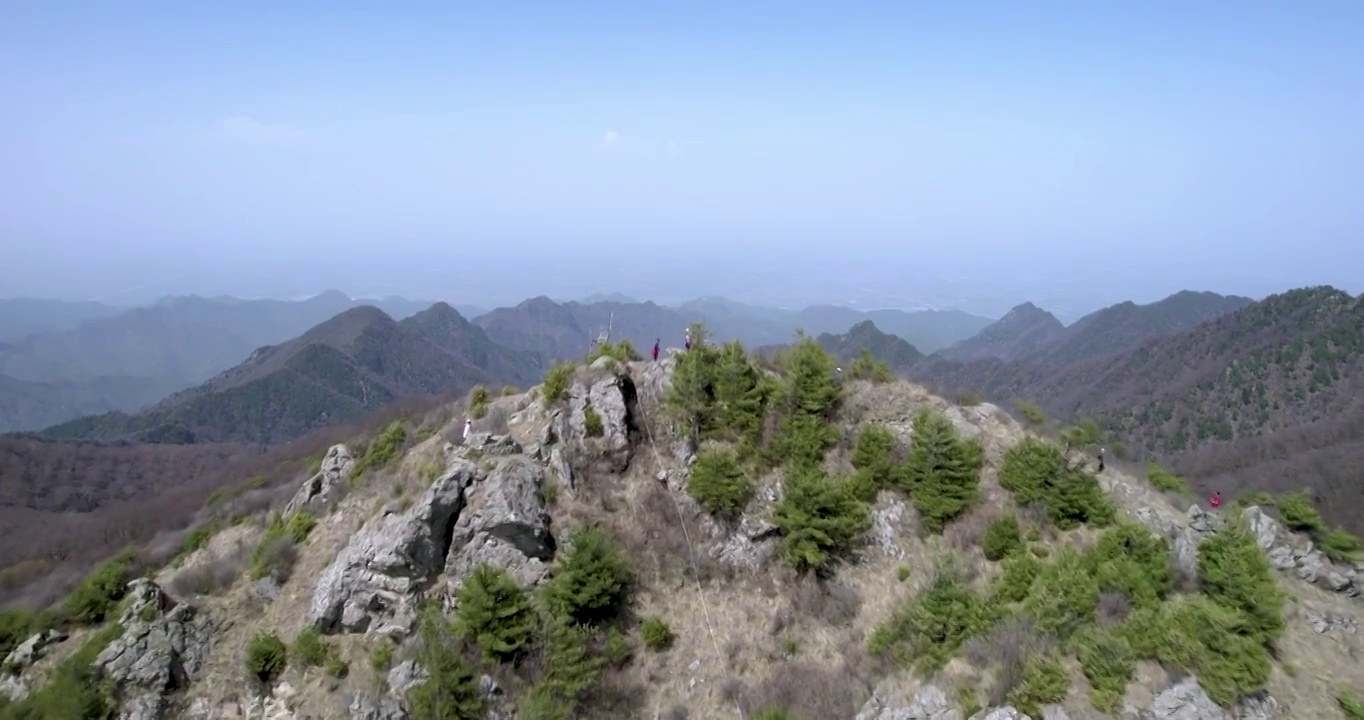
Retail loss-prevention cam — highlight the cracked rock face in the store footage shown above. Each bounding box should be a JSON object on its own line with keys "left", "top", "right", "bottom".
{"left": 284, "top": 444, "right": 354, "bottom": 516}
{"left": 568, "top": 372, "right": 638, "bottom": 472}
{"left": 446, "top": 455, "right": 556, "bottom": 589}
{"left": 1243, "top": 506, "right": 1362, "bottom": 600}
{"left": 94, "top": 579, "right": 212, "bottom": 720}
{"left": 310, "top": 458, "right": 475, "bottom": 634}
{"left": 311, "top": 437, "right": 556, "bottom": 636}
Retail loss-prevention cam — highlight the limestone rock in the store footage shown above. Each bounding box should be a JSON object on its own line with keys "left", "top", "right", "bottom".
{"left": 446, "top": 455, "right": 555, "bottom": 589}
{"left": 350, "top": 690, "right": 407, "bottom": 720}
{"left": 2, "top": 627, "right": 68, "bottom": 671}
{"left": 386, "top": 660, "right": 429, "bottom": 697}
{"left": 284, "top": 444, "right": 353, "bottom": 515}
{"left": 1242, "top": 506, "right": 1361, "bottom": 601}
{"left": 310, "top": 459, "right": 475, "bottom": 633}
{"left": 94, "top": 580, "right": 212, "bottom": 720}
{"left": 854, "top": 682, "right": 965, "bottom": 720}
{"left": 567, "top": 372, "right": 638, "bottom": 472}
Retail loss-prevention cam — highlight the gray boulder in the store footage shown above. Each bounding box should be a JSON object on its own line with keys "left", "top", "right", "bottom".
{"left": 568, "top": 372, "right": 638, "bottom": 472}
{"left": 94, "top": 579, "right": 212, "bottom": 720}
{"left": 310, "top": 458, "right": 475, "bottom": 634}
{"left": 446, "top": 455, "right": 556, "bottom": 589}
{"left": 284, "top": 444, "right": 354, "bottom": 515}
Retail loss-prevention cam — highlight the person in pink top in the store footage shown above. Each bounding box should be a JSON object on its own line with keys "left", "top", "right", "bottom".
{"left": 1210, "top": 491, "right": 1221, "bottom": 510}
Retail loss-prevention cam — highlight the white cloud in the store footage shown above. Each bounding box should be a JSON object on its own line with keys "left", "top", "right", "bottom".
{"left": 596, "top": 129, "right": 622, "bottom": 151}
{"left": 216, "top": 116, "right": 305, "bottom": 144}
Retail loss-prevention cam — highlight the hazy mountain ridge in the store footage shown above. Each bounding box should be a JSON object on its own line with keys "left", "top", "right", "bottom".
{"left": 914, "top": 286, "right": 1364, "bottom": 532}
{"left": 815, "top": 320, "right": 924, "bottom": 372}
{"left": 938, "top": 290, "right": 1254, "bottom": 365}
{"left": 37, "top": 304, "right": 539, "bottom": 446}
{"left": 0, "top": 292, "right": 445, "bottom": 432}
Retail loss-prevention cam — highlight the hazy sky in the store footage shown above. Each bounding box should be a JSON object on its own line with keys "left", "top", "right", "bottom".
{"left": 3, "top": 1, "right": 1362, "bottom": 317}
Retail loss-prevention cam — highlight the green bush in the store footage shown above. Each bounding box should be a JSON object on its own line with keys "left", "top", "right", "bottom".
{"left": 1060, "top": 417, "right": 1103, "bottom": 448}
{"left": 998, "top": 437, "right": 1115, "bottom": 529}
{"left": 1023, "top": 547, "right": 1098, "bottom": 640}
{"left": 1011, "top": 398, "right": 1046, "bottom": 426}
{"left": 517, "top": 616, "right": 604, "bottom": 720}
{"left": 586, "top": 340, "right": 642, "bottom": 364}
{"left": 849, "top": 424, "right": 897, "bottom": 499}
{"left": 750, "top": 709, "right": 796, "bottom": 720}
{"left": 350, "top": 420, "right": 408, "bottom": 478}
{"left": 981, "top": 515, "right": 1023, "bottom": 561}
{"left": 1084, "top": 523, "right": 1172, "bottom": 611}
{"left": 1339, "top": 691, "right": 1364, "bottom": 720}
{"left": 62, "top": 549, "right": 136, "bottom": 625}
{"left": 1196, "top": 520, "right": 1284, "bottom": 645}
{"left": 582, "top": 406, "right": 604, "bottom": 437}
{"left": 867, "top": 562, "right": 988, "bottom": 675}
{"left": 770, "top": 333, "right": 841, "bottom": 468}
{"left": 1274, "top": 491, "right": 1323, "bottom": 533}
{"left": 1144, "top": 463, "right": 1189, "bottom": 494}
{"left": 639, "top": 617, "right": 675, "bottom": 650}
{"left": 1006, "top": 652, "right": 1068, "bottom": 716}
{"left": 407, "top": 609, "right": 486, "bottom": 720}
{"left": 1069, "top": 625, "right": 1135, "bottom": 712}
{"left": 0, "top": 610, "right": 35, "bottom": 665}
{"left": 772, "top": 465, "right": 870, "bottom": 574}
{"left": 687, "top": 447, "right": 754, "bottom": 519}
{"left": 248, "top": 511, "right": 316, "bottom": 581}
{"left": 542, "top": 362, "right": 575, "bottom": 405}
{"left": 1318, "top": 526, "right": 1364, "bottom": 563}
{"left": 468, "top": 385, "right": 491, "bottom": 419}
{"left": 0, "top": 622, "right": 121, "bottom": 718}
{"left": 370, "top": 639, "right": 395, "bottom": 671}
{"left": 245, "top": 632, "right": 288, "bottom": 682}
{"left": 847, "top": 347, "right": 893, "bottom": 383}
{"left": 1121, "top": 595, "right": 1272, "bottom": 706}
{"left": 540, "top": 528, "right": 633, "bottom": 626}
{"left": 453, "top": 564, "right": 537, "bottom": 663}
{"left": 666, "top": 335, "right": 772, "bottom": 452}
{"left": 175, "top": 519, "right": 222, "bottom": 563}
{"left": 899, "top": 408, "right": 983, "bottom": 533}
{"left": 987, "top": 548, "right": 1041, "bottom": 608}
{"left": 291, "top": 625, "right": 330, "bottom": 668}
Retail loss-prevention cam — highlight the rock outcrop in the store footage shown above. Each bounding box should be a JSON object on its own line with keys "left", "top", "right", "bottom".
{"left": 445, "top": 454, "right": 555, "bottom": 589}
{"left": 567, "top": 367, "right": 639, "bottom": 472}
{"left": 311, "top": 436, "right": 555, "bottom": 635}
{"left": 310, "top": 458, "right": 474, "bottom": 634}
{"left": 284, "top": 444, "right": 354, "bottom": 515}
{"left": 1243, "top": 506, "right": 1361, "bottom": 597}
{"left": 95, "top": 579, "right": 213, "bottom": 720}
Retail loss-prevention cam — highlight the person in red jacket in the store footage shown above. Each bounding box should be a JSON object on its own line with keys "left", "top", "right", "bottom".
{"left": 652, "top": 338, "right": 660, "bottom": 361}
{"left": 1210, "top": 491, "right": 1222, "bottom": 510}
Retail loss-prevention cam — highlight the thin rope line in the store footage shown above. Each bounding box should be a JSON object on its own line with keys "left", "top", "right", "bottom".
{"left": 639, "top": 360, "right": 745, "bottom": 720}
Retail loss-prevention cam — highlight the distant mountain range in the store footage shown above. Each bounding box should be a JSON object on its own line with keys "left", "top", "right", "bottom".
{"left": 7, "top": 282, "right": 1364, "bottom": 537}
{"left": 911, "top": 286, "right": 1364, "bottom": 533}
{"left": 38, "top": 303, "right": 539, "bottom": 445}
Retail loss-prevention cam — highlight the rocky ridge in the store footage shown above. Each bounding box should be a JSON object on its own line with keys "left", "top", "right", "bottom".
{"left": 2, "top": 349, "right": 1361, "bottom": 720}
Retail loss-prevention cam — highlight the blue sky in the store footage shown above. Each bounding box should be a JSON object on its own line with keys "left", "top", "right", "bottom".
{"left": 2, "top": 1, "right": 1362, "bottom": 315}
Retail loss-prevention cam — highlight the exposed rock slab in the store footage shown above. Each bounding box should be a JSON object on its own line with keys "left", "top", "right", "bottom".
{"left": 94, "top": 579, "right": 212, "bottom": 720}
{"left": 284, "top": 444, "right": 353, "bottom": 515}
{"left": 310, "top": 459, "right": 475, "bottom": 634}
{"left": 446, "top": 455, "right": 555, "bottom": 589}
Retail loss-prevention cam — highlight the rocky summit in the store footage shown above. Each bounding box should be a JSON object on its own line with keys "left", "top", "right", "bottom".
{"left": 1, "top": 338, "right": 1361, "bottom": 720}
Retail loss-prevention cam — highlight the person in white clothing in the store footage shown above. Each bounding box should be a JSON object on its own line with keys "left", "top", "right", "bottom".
{"left": 463, "top": 418, "right": 473, "bottom": 441}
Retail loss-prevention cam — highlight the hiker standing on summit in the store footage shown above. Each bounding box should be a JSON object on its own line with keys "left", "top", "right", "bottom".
{"left": 684, "top": 329, "right": 692, "bottom": 351}
{"left": 652, "top": 338, "right": 660, "bottom": 361}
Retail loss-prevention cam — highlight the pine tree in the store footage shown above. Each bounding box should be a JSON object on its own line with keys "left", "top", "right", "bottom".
{"left": 516, "top": 616, "right": 604, "bottom": 720}
{"left": 772, "top": 465, "right": 870, "bottom": 573}
{"left": 540, "top": 527, "right": 633, "bottom": 626}
{"left": 453, "top": 564, "right": 537, "bottom": 663}
{"left": 900, "top": 408, "right": 983, "bottom": 533}
{"left": 665, "top": 344, "right": 718, "bottom": 442}
{"left": 711, "top": 340, "right": 766, "bottom": 446}
{"left": 407, "top": 609, "right": 486, "bottom": 720}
